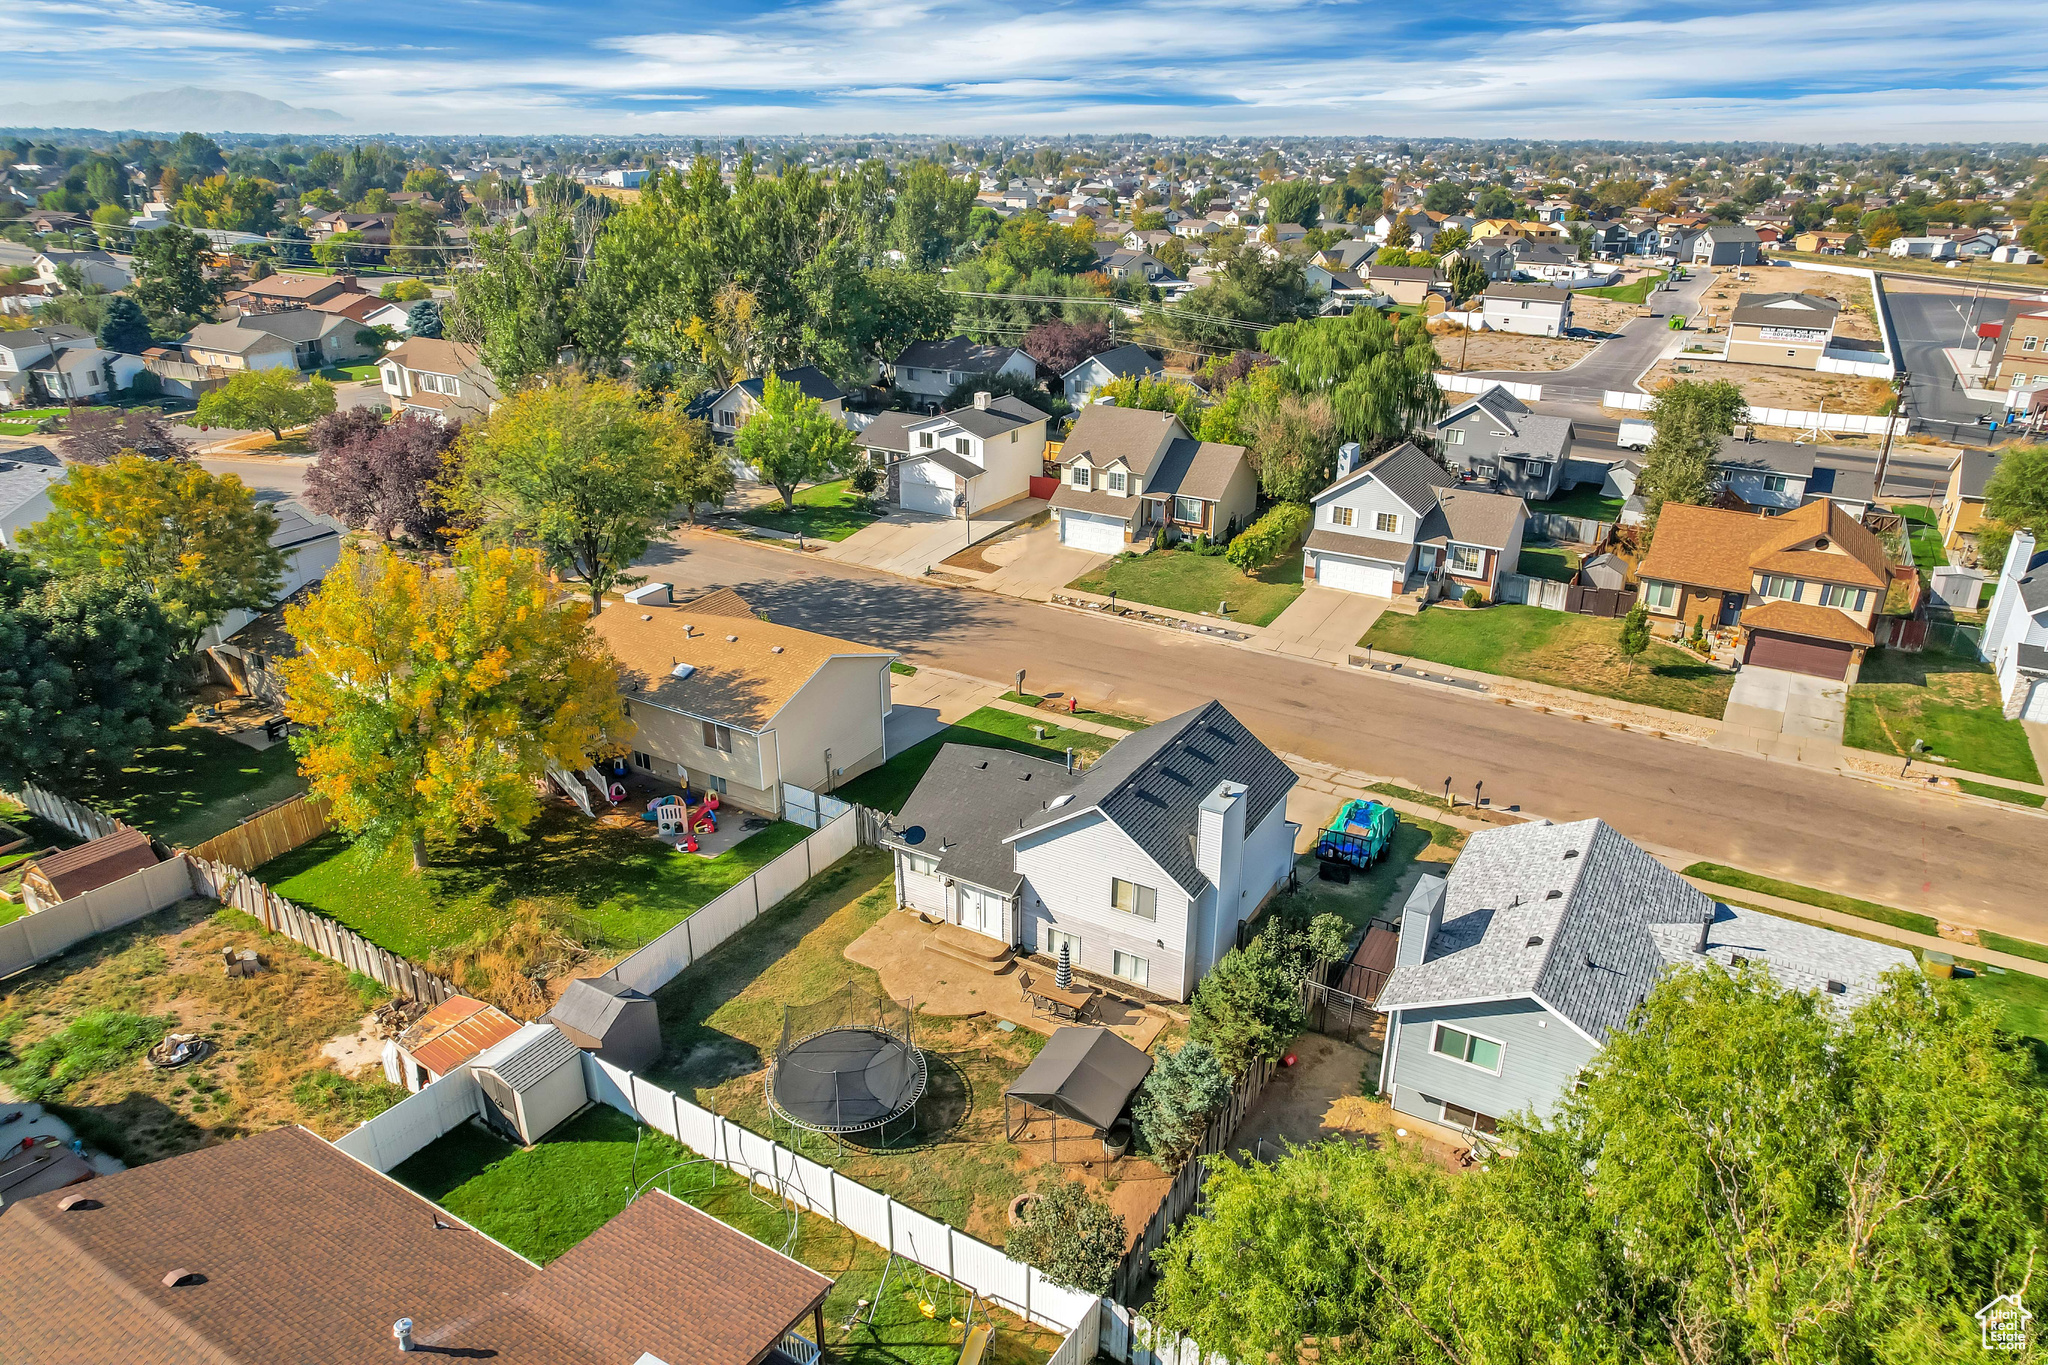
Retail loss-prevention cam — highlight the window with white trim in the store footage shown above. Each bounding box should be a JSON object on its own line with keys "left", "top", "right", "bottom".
{"left": 1758, "top": 574, "right": 1804, "bottom": 601}
{"left": 1042, "top": 926, "right": 1081, "bottom": 962}
{"left": 1331, "top": 506, "right": 1354, "bottom": 527}
{"left": 954, "top": 437, "right": 970, "bottom": 455}
{"left": 1071, "top": 466, "right": 1091, "bottom": 489}
{"left": 1112, "top": 951, "right": 1150, "bottom": 989}
{"left": 1447, "top": 544, "right": 1485, "bottom": 575}
{"left": 2026, "top": 336, "right": 2039, "bottom": 351}
{"left": 1441, "top": 1100, "right": 1498, "bottom": 1134}
{"left": 1431, "top": 1024, "right": 1504, "bottom": 1073}
{"left": 1105, "top": 470, "right": 1125, "bottom": 493}
{"left": 1375, "top": 512, "right": 1399, "bottom": 534}
{"left": 920, "top": 431, "right": 936, "bottom": 449}
{"left": 1446, "top": 428, "right": 1466, "bottom": 445}
{"left": 1173, "top": 495, "right": 1203, "bottom": 524}
{"left": 1111, "top": 878, "right": 1157, "bottom": 921}
{"left": 905, "top": 851, "right": 939, "bottom": 876}
{"left": 1642, "top": 580, "right": 1678, "bottom": 612}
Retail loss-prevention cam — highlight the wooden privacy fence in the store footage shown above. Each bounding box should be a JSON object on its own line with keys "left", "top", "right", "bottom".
{"left": 186, "top": 793, "right": 333, "bottom": 870}
{"left": 186, "top": 854, "right": 456, "bottom": 1006}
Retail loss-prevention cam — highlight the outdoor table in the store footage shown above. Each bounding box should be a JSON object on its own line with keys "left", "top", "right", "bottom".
{"left": 1025, "top": 979, "right": 1094, "bottom": 1022}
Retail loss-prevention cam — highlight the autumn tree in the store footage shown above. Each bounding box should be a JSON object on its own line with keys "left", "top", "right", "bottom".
{"left": 195, "top": 368, "right": 338, "bottom": 440}
{"left": 18, "top": 454, "right": 284, "bottom": 653}
{"left": 449, "top": 374, "right": 684, "bottom": 614}
{"left": 659, "top": 404, "right": 736, "bottom": 523}
{"left": 304, "top": 409, "right": 458, "bottom": 541}
{"left": 58, "top": 408, "right": 190, "bottom": 465}
{"left": 733, "top": 372, "right": 857, "bottom": 510}
{"left": 1023, "top": 317, "right": 1111, "bottom": 377}
{"left": 281, "top": 542, "right": 632, "bottom": 870}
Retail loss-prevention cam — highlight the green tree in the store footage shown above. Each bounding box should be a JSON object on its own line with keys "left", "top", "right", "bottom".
{"left": 311, "top": 229, "right": 367, "bottom": 269}
{"left": 1259, "top": 309, "right": 1445, "bottom": 449}
{"left": 401, "top": 165, "right": 457, "bottom": 205}
{"left": 196, "top": 368, "right": 338, "bottom": 440}
{"left": 0, "top": 554, "right": 184, "bottom": 789}
{"left": 889, "top": 159, "right": 978, "bottom": 269}
{"left": 1188, "top": 936, "right": 1307, "bottom": 1077}
{"left": 1978, "top": 443, "right": 2048, "bottom": 571}
{"left": 1618, "top": 603, "right": 1651, "bottom": 675}
{"left": 732, "top": 372, "right": 858, "bottom": 510}
{"left": 1423, "top": 181, "right": 1470, "bottom": 215}
{"left": 1132, "top": 1040, "right": 1231, "bottom": 1163}
{"left": 1445, "top": 253, "right": 1488, "bottom": 306}
{"left": 450, "top": 208, "right": 578, "bottom": 393}
{"left": 1244, "top": 393, "right": 1341, "bottom": 503}
{"left": 1263, "top": 179, "right": 1321, "bottom": 230}
{"left": 95, "top": 295, "right": 151, "bottom": 353}
{"left": 389, "top": 202, "right": 442, "bottom": 273}
{"left": 280, "top": 541, "right": 631, "bottom": 870}
{"left": 1003, "top": 1175, "right": 1127, "bottom": 1296}
{"left": 449, "top": 374, "right": 684, "bottom": 614}
{"left": 130, "top": 223, "right": 223, "bottom": 332}
{"left": 661, "top": 404, "right": 737, "bottom": 523}
{"left": 19, "top": 454, "right": 285, "bottom": 653}
{"left": 1639, "top": 378, "right": 1746, "bottom": 535}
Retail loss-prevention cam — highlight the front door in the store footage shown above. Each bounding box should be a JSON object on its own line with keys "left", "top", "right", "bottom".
{"left": 1719, "top": 592, "right": 1744, "bottom": 626}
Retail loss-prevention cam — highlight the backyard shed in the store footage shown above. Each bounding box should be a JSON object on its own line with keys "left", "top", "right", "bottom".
{"left": 395, "top": 995, "right": 522, "bottom": 1092}
{"left": 544, "top": 976, "right": 663, "bottom": 1073}
{"left": 471, "top": 1024, "right": 588, "bottom": 1146}
{"left": 20, "top": 828, "right": 160, "bottom": 908}
{"left": 1578, "top": 553, "right": 1630, "bottom": 591}
{"left": 1004, "top": 1026, "right": 1153, "bottom": 1158}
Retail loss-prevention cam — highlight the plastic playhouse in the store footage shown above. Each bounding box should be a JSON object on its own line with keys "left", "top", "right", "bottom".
{"left": 640, "top": 789, "right": 720, "bottom": 853}
{"left": 1315, "top": 799, "right": 1398, "bottom": 881}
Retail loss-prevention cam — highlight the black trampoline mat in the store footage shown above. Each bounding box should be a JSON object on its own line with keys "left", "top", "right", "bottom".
{"left": 769, "top": 1027, "right": 924, "bottom": 1132}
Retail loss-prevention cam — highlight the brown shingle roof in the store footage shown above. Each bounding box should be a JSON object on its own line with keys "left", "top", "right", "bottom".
{"left": 1741, "top": 600, "right": 1874, "bottom": 646}
{"left": 25, "top": 827, "right": 159, "bottom": 901}
{"left": 1637, "top": 500, "right": 1886, "bottom": 594}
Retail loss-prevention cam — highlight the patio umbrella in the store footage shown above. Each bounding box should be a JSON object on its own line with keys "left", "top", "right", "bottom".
{"left": 1056, "top": 941, "right": 1072, "bottom": 991}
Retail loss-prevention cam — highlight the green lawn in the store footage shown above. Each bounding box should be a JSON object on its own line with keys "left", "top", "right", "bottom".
{"left": 1891, "top": 503, "right": 1947, "bottom": 571}
{"left": 316, "top": 362, "right": 379, "bottom": 382}
{"left": 1517, "top": 546, "right": 1580, "bottom": 582}
{"left": 740, "top": 480, "right": 879, "bottom": 542}
{"left": 57, "top": 725, "right": 309, "bottom": 851}
{"left": 391, "top": 1106, "right": 1063, "bottom": 1365}
{"left": 1000, "top": 690, "right": 1149, "bottom": 730}
{"left": 1680, "top": 862, "right": 1941, "bottom": 937}
{"left": 255, "top": 808, "right": 809, "bottom": 961}
{"left": 1362, "top": 605, "right": 1735, "bottom": 718}
{"left": 1846, "top": 647, "right": 2042, "bottom": 784}
{"left": 1069, "top": 547, "right": 1305, "bottom": 628}
{"left": 890, "top": 661, "right": 919, "bottom": 677}
{"left": 0, "top": 405, "right": 64, "bottom": 433}
{"left": 0, "top": 793, "right": 78, "bottom": 925}
{"left": 834, "top": 706, "right": 1115, "bottom": 814}
{"left": 1958, "top": 779, "right": 2047, "bottom": 808}
{"left": 1528, "top": 485, "right": 1626, "bottom": 523}
{"left": 1574, "top": 271, "right": 1666, "bottom": 305}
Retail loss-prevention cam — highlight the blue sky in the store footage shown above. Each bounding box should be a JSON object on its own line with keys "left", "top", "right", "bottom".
{"left": 16, "top": 0, "right": 2048, "bottom": 138}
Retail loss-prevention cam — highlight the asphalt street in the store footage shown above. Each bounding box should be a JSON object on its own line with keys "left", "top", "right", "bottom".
{"left": 1467, "top": 268, "right": 1715, "bottom": 405}
{"left": 1884, "top": 286, "right": 2010, "bottom": 427}
{"left": 643, "top": 530, "right": 2048, "bottom": 937}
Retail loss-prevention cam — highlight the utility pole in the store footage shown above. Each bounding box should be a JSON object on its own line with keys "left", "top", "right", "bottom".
{"left": 1873, "top": 369, "right": 1908, "bottom": 499}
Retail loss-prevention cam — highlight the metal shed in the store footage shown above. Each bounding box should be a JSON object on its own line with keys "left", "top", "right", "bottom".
{"left": 471, "top": 1024, "right": 588, "bottom": 1146}
{"left": 543, "top": 976, "right": 663, "bottom": 1074}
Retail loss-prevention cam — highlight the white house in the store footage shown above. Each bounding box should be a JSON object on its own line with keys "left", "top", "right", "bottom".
{"left": 1888, "top": 236, "right": 1957, "bottom": 260}
{"left": 887, "top": 391, "right": 1047, "bottom": 518}
{"left": 888, "top": 337, "right": 1040, "bottom": 408}
{"left": 882, "top": 702, "right": 1298, "bottom": 1001}
{"left": 197, "top": 499, "right": 347, "bottom": 649}
{"left": 1060, "top": 343, "right": 1164, "bottom": 406}
{"left": 0, "top": 326, "right": 145, "bottom": 406}
{"left": 1481, "top": 283, "right": 1573, "bottom": 337}
{"left": 33, "top": 249, "right": 132, "bottom": 293}
{"left": 688, "top": 365, "right": 846, "bottom": 442}
{"left": 1983, "top": 528, "right": 2048, "bottom": 722}
{"left": 1304, "top": 442, "right": 1527, "bottom": 600}
{"left": 0, "top": 446, "right": 64, "bottom": 550}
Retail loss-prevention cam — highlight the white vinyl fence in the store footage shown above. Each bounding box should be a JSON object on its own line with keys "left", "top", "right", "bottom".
{"left": 0, "top": 857, "right": 197, "bottom": 977}
{"left": 7, "top": 781, "right": 123, "bottom": 842}
{"left": 1602, "top": 390, "right": 1906, "bottom": 434}
{"left": 332, "top": 1066, "right": 484, "bottom": 1172}
{"left": 781, "top": 783, "right": 852, "bottom": 831}
{"left": 605, "top": 808, "right": 860, "bottom": 995}
{"left": 1438, "top": 372, "right": 1542, "bottom": 401}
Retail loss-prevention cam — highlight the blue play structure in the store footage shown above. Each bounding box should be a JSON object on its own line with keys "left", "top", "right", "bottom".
{"left": 1315, "top": 799, "right": 1397, "bottom": 876}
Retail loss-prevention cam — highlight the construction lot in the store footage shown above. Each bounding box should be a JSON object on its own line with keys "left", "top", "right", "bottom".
{"left": 1642, "top": 357, "right": 1894, "bottom": 413}
{"left": 1702, "top": 264, "right": 1881, "bottom": 341}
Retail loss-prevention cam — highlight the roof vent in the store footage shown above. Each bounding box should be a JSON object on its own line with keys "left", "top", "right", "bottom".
{"left": 726, "top": 634, "right": 739, "bottom": 643}
{"left": 976, "top": 760, "right": 989, "bottom": 769}
{"left": 1562, "top": 849, "right": 1580, "bottom": 859}
{"left": 1826, "top": 979, "right": 1847, "bottom": 994}
{"left": 670, "top": 662, "right": 696, "bottom": 680}
{"left": 1583, "top": 951, "right": 1596, "bottom": 970}
{"left": 56, "top": 1193, "right": 97, "bottom": 1211}
{"left": 771, "top": 645, "right": 784, "bottom": 653}
{"left": 1526, "top": 935, "right": 1544, "bottom": 947}
{"left": 640, "top": 614, "right": 652, "bottom": 621}
{"left": 1814, "top": 536, "right": 1830, "bottom": 550}
{"left": 162, "top": 1268, "right": 205, "bottom": 1288}
{"left": 1545, "top": 889, "right": 1562, "bottom": 900}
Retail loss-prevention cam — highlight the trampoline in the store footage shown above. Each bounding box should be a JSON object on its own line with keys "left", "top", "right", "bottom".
{"left": 767, "top": 979, "right": 926, "bottom": 1148}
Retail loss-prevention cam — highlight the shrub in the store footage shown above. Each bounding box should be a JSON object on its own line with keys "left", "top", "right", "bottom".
{"left": 1189, "top": 937, "right": 1307, "bottom": 1077}
{"left": 1225, "top": 502, "right": 1311, "bottom": 573}
{"left": 1133, "top": 1040, "right": 1232, "bottom": 1164}
{"left": 1005, "top": 1174, "right": 1127, "bottom": 1294}
{"left": 1462, "top": 587, "right": 1483, "bottom": 607}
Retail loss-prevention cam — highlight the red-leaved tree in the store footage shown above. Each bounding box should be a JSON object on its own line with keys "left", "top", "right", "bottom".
{"left": 1023, "top": 318, "right": 1112, "bottom": 377}
{"left": 304, "top": 410, "right": 459, "bottom": 541}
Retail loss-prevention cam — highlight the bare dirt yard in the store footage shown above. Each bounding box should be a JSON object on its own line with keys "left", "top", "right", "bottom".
{"left": 1571, "top": 293, "right": 1650, "bottom": 335}
{"left": 1434, "top": 326, "right": 1601, "bottom": 373}
{"left": 1702, "top": 264, "right": 1880, "bottom": 341}
{"left": 1644, "top": 357, "right": 1894, "bottom": 414}
{"left": 1226, "top": 1032, "right": 1464, "bottom": 1171}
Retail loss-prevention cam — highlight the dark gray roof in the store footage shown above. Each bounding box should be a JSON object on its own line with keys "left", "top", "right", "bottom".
{"left": 1442, "top": 387, "right": 1572, "bottom": 462}
{"left": 1305, "top": 527, "right": 1412, "bottom": 565}
{"left": 1516, "top": 242, "right": 1578, "bottom": 266}
{"left": 263, "top": 498, "right": 344, "bottom": 550}
{"left": 1703, "top": 224, "right": 1762, "bottom": 242}
{"left": 0, "top": 445, "right": 64, "bottom": 520}
{"left": 2020, "top": 548, "right": 2048, "bottom": 615}
{"left": 1048, "top": 484, "right": 1139, "bottom": 521}
{"left": 2018, "top": 643, "right": 2048, "bottom": 674}
{"left": 734, "top": 365, "right": 844, "bottom": 405}
{"left": 1147, "top": 437, "right": 1248, "bottom": 503}
{"left": 0, "top": 325, "right": 90, "bottom": 353}
{"left": 1731, "top": 292, "right": 1841, "bottom": 328}
{"left": 544, "top": 976, "right": 652, "bottom": 1040}
{"left": 1010, "top": 701, "right": 1295, "bottom": 897}
{"left": 1314, "top": 441, "right": 1455, "bottom": 514}
{"left": 1952, "top": 449, "right": 1995, "bottom": 501}
{"left": 235, "top": 308, "right": 350, "bottom": 344}
{"left": 1805, "top": 463, "right": 1875, "bottom": 507}
{"left": 1485, "top": 282, "right": 1571, "bottom": 303}
{"left": 1418, "top": 487, "right": 1527, "bottom": 550}
{"left": 1714, "top": 435, "right": 1819, "bottom": 479}
{"left": 918, "top": 448, "right": 982, "bottom": 479}
{"left": 894, "top": 336, "right": 1031, "bottom": 373}
{"left": 1005, "top": 1026, "right": 1153, "bottom": 1132}
{"left": 889, "top": 744, "right": 1083, "bottom": 895}
{"left": 476, "top": 1025, "right": 581, "bottom": 1089}
{"left": 939, "top": 394, "right": 1045, "bottom": 437}
{"left": 1064, "top": 343, "right": 1161, "bottom": 383}
{"left": 856, "top": 411, "right": 920, "bottom": 455}
{"left": 1369, "top": 265, "right": 1440, "bottom": 282}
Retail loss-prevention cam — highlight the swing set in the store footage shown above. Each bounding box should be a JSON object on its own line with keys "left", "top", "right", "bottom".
{"left": 844, "top": 1252, "right": 995, "bottom": 1365}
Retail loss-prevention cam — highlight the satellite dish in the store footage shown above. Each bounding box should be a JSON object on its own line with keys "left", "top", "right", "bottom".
{"left": 901, "top": 826, "right": 926, "bottom": 846}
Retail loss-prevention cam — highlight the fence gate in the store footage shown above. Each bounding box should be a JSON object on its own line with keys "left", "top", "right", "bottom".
{"left": 781, "top": 783, "right": 851, "bottom": 831}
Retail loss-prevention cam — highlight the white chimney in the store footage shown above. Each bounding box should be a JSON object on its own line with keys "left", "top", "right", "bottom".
{"left": 1337, "top": 442, "right": 1361, "bottom": 477}
{"left": 624, "top": 583, "right": 671, "bottom": 606}
{"left": 1096, "top": 395, "right": 1117, "bottom": 407}
{"left": 974, "top": 390, "right": 992, "bottom": 410}
{"left": 1196, "top": 781, "right": 1247, "bottom": 975}
{"left": 1395, "top": 875, "right": 1447, "bottom": 968}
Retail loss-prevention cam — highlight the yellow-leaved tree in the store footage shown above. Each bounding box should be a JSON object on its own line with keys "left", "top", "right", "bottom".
{"left": 279, "top": 540, "right": 631, "bottom": 871}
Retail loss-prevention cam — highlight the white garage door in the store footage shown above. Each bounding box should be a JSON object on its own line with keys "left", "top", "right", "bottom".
{"left": 900, "top": 465, "right": 954, "bottom": 517}
{"left": 1061, "top": 512, "right": 1125, "bottom": 554}
{"left": 1316, "top": 553, "right": 1397, "bottom": 597}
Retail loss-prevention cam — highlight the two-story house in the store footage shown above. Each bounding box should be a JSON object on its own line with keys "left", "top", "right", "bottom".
{"left": 1049, "top": 402, "right": 1258, "bottom": 553}
{"left": 1634, "top": 499, "right": 1890, "bottom": 679}
{"left": 1983, "top": 528, "right": 2048, "bottom": 722}
{"left": 1986, "top": 301, "right": 2048, "bottom": 394}
{"left": 1692, "top": 224, "right": 1764, "bottom": 266}
{"left": 1723, "top": 292, "right": 1840, "bottom": 370}
{"left": 1481, "top": 283, "right": 1573, "bottom": 337}
{"left": 887, "top": 337, "right": 1039, "bottom": 409}
{"left": 1376, "top": 818, "right": 1913, "bottom": 1143}
{"left": 687, "top": 365, "right": 845, "bottom": 443}
{"left": 0, "top": 325, "right": 143, "bottom": 407}
{"left": 1304, "top": 442, "right": 1528, "bottom": 600}
{"left": 884, "top": 391, "right": 1048, "bottom": 517}
{"left": 1059, "top": 343, "right": 1164, "bottom": 406}
{"left": 226, "top": 270, "right": 368, "bottom": 313}
{"left": 589, "top": 584, "right": 895, "bottom": 818}
{"left": 378, "top": 336, "right": 501, "bottom": 424}
{"left": 1435, "top": 386, "right": 1573, "bottom": 500}
{"left": 882, "top": 701, "right": 1297, "bottom": 1002}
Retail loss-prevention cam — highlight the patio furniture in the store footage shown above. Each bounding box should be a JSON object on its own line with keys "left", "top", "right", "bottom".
{"left": 1019, "top": 971, "right": 1094, "bottom": 1023}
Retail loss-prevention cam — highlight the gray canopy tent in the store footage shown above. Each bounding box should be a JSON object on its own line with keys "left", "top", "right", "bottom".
{"left": 1003, "top": 1026, "right": 1153, "bottom": 1161}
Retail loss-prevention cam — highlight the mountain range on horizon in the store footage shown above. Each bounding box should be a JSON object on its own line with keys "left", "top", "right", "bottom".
{"left": 0, "top": 87, "right": 349, "bottom": 134}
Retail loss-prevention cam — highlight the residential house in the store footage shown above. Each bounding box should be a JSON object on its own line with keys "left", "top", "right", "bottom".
{"left": 0, "top": 325, "right": 144, "bottom": 406}
{"left": 226, "top": 270, "right": 366, "bottom": 312}
{"left": 0, "top": 446, "right": 64, "bottom": 550}
{"left": 1983, "top": 528, "right": 2048, "bottom": 721}
{"left": 1481, "top": 283, "right": 1573, "bottom": 337}
{"left": 0, "top": 1124, "right": 835, "bottom": 1365}
{"left": 1123, "top": 228, "right": 1174, "bottom": 252}
{"left": 1095, "top": 248, "right": 1181, "bottom": 287}
{"left": 1580, "top": 220, "right": 1632, "bottom": 258}
{"left": 378, "top": 336, "right": 501, "bottom": 423}
{"left": 1061, "top": 343, "right": 1164, "bottom": 406}
{"left": 1304, "top": 442, "right": 1527, "bottom": 600}
{"left": 1317, "top": 239, "right": 1379, "bottom": 272}
{"left": 1792, "top": 230, "right": 1859, "bottom": 255}
{"left": 1991, "top": 244, "right": 2044, "bottom": 265}
{"left": 1049, "top": 403, "right": 1258, "bottom": 553}
{"left": 1365, "top": 263, "right": 1444, "bottom": 307}
{"left": 1172, "top": 217, "right": 1223, "bottom": 240}
{"left": 1306, "top": 264, "right": 1378, "bottom": 312}
{"left": 1435, "top": 386, "right": 1574, "bottom": 500}
{"left": 1376, "top": 818, "right": 1914, "bottom": 1141}
{"left": 182, "top": 308, "right": 376, "bottom": 373}
{"left": 1633, "top": 499, "right": 1890, "bottom": 679}
{"left": 689, "top": 365, "right": 846, "bottom": 442}
{"left": 1987, "top": 302, "right": 2048, "bottom": 393}
{"left": 1511, "top": 241, "right": 1585, "bottom": 283}
{"left": 304, "top": 209, "right": 395, "bottom": 245}
{"left": 196, "top": 499, "right": 346, "bottom": 648}
{"left": 1723, "top": 292, "right": 1840, "bottom": 370}
{"left": 888, "top": 336, "right": 1039, "bottom": 408}
{"left": 1888, "top": 236, "right": 1958, "bottom": 260}
{"left": 887, "top": 392, "right": 1048, "bottom": 517}
{"left": 882, "top": 701, "right": 1298, "bottom": 1001}
{"left": 32, "top": 249, "right": 132, "bottom": 293}
{"left": 1692, "top": 224, "right": 1764, "bottom": 266}
{"left": 1940, "top": 450, "right": 1996, "bottom": 561}
{"left": 310, "top": 289, "right": 416, "bottom": 334}
{"left": 1455, "top": 240, "right": 1519, "bottom": 283}
{"left": 1609, "top": 439, "right": 1877, "bottom": 523}
{"left": 589, "top": 584, "right": 894, "bottom": 817}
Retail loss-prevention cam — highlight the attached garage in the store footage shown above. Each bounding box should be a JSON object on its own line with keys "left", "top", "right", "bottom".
{"left": 1743, "top": 630, "right": 1854, "bottom": 680}
{"left": 1314, "top": 553, "right": 1400, "bottom": 598}
{"left": 898, "top": 461, "right": 956, "bottom": 517}
{"left": 1060, "top": 511, "right": 1127, "bottom": 554}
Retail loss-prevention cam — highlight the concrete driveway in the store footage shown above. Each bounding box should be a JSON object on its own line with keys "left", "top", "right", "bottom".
{"left": 1266, "top": 587, "right": 1387, "bottom": 650}
{"left": 972, "top": 520, "right": 1109, "bottom": 600}
{"left": 820, "top": 498, "right": 1048, "bottom": 577}
{"left": 1716, "top": 665, "right": 1848, "bottom": 761}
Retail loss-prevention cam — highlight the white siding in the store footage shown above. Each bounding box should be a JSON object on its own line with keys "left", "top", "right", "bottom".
{"left": 1388, "top": 998, "right": 1599, "bottom": 1125}
{"left": 1316, "top": 475, "right": 1421, "bottom": 548}
{"left": 1013, "top": 810, "right": 1193, "bottom": 1000}
{"left": 895, "top": 851, "right": 948, "bottom": 917}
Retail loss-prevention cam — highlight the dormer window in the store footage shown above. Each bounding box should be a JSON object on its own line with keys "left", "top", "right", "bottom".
{"left": 919, "top": 432, "right": 935, "bottom": 450}
{"left": 1106, "top": 471, "right": 1125, "bottom": 493}
{"left": 1071, "top": 466, "right": 1091, "bottom": 489}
